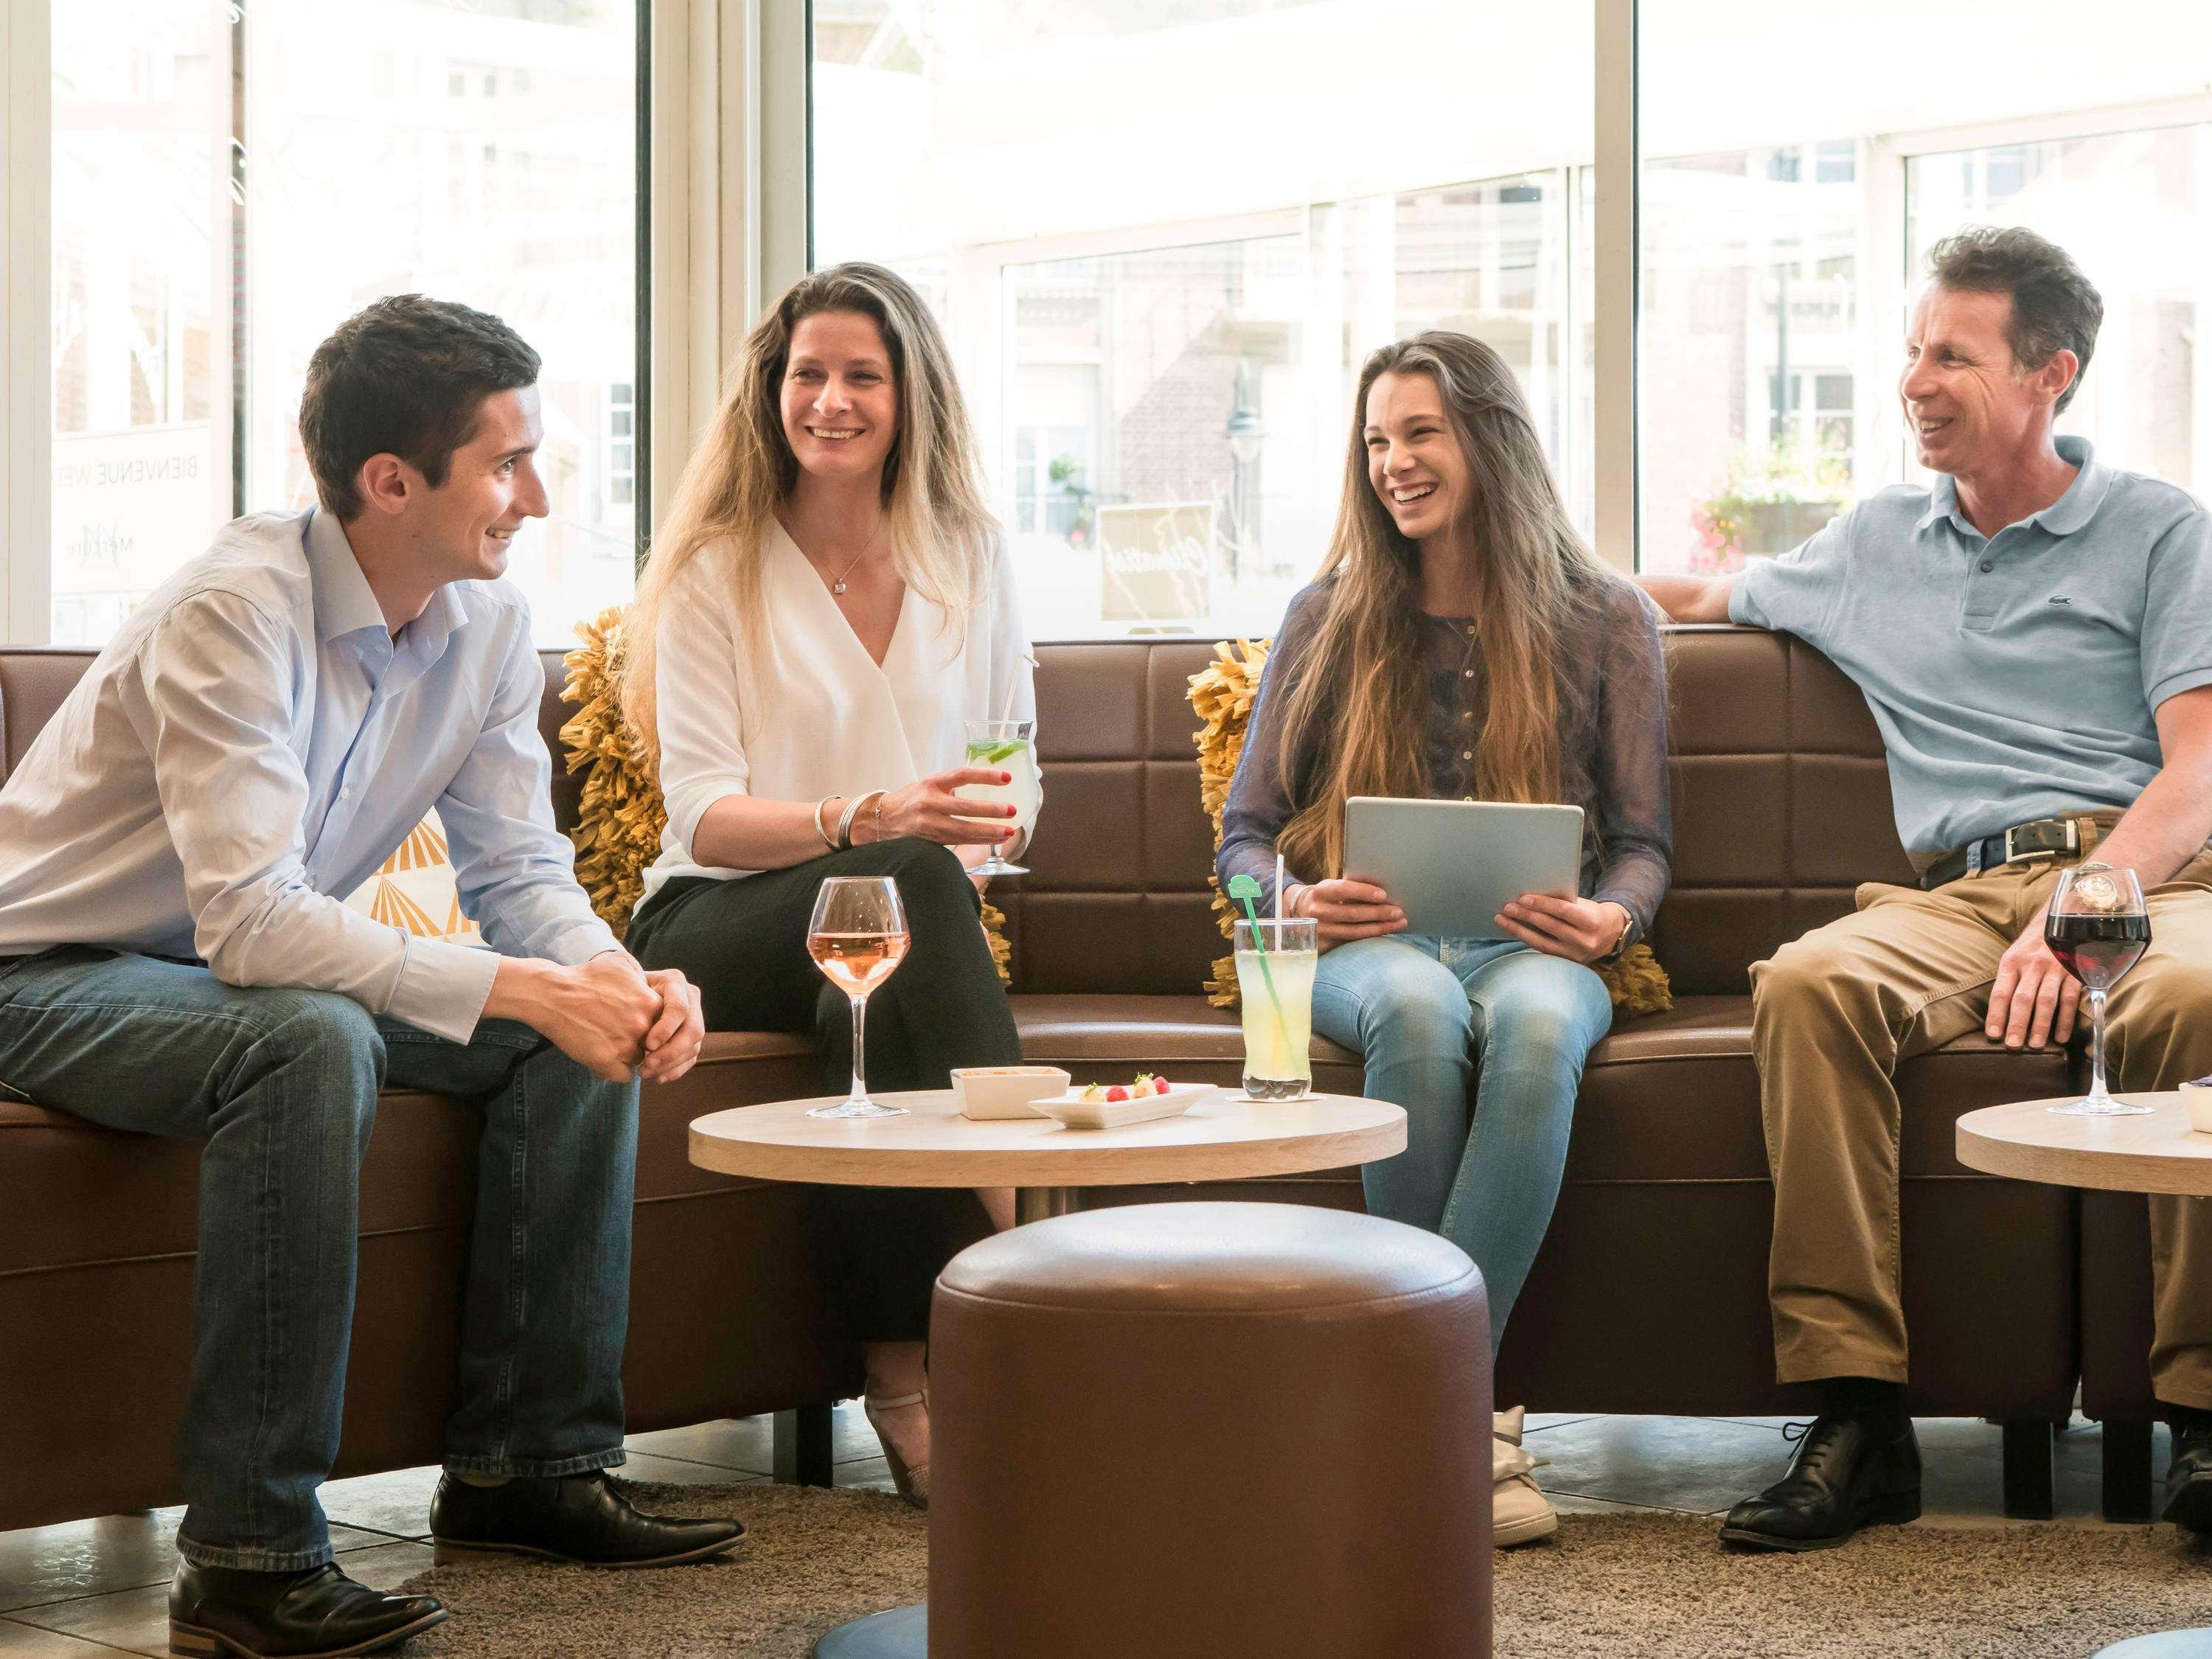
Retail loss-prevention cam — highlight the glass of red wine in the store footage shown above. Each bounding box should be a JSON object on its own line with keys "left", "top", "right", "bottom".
{"left": 2043, "top": 862, "right": 2152, "bottom": 1117}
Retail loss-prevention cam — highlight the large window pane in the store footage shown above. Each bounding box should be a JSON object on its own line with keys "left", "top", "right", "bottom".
{"left": 1638, "top": 143, "right": 1861, "bottom": 574}
{"left": 246, "top": 1, "right": 641, "bottom": 645}
{"left": 1639, "top": 0, "right": 2212, "bottom": 574}
{"left": 812, "top": 3, "right": 1594, "bottom": 639}
{"left": 48, "top": 1, "right": 642, "bottom": 650}
{"left": 50, "top": 5, "right": 227, "bottom": 647}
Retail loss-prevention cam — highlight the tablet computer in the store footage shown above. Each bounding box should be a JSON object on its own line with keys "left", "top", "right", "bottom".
{"left": 1340, "top": 797, "right": 1585, "bottom": 939}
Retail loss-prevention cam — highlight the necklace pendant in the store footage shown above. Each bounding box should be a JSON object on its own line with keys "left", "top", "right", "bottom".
{"left": 831, "top": 580, "right": 846, "bottom": 595}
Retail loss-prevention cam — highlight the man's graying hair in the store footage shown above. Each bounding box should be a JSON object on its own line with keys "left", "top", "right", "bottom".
{"left": 1925, "top": 226, "right": 2103, "bottom": 414}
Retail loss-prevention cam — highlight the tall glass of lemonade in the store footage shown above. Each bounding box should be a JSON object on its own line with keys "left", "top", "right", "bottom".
{"left": 1234, "top": 917, "right": 1318, "bottom": 1101}
{"left": 956, "top": 719, "right": 1042, "bottom": 877}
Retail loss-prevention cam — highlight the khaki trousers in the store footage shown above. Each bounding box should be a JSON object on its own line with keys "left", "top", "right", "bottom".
{"left": 1750, "top": 816, "right": 2212, "bottom": 1406}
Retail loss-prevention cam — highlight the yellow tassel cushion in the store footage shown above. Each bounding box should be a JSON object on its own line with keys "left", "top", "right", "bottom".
{"left": 558, "top": 606, "right": 1011, "bottom": 983}
{"left": 1186, "top": 637, "right": 1670, "bottom": 1018}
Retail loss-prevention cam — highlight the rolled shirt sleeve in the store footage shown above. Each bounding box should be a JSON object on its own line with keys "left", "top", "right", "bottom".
{"left": 123, "top": 591, "right": 500, "bottom": 1043}
{"left": 437, "top": 611, "right": 623, "bottom": 973}
{"left": 1728, "top": 509, "right": 1850, "bottom": 650}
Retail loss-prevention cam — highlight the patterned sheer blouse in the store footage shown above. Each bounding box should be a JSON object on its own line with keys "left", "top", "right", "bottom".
{"left": 1217, "top": 575, "right": 1674, "bottom": 945}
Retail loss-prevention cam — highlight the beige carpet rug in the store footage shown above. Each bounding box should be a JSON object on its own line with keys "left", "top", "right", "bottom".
{"left": 397, "top": 1478, "right": 2212, "bottom": 1657}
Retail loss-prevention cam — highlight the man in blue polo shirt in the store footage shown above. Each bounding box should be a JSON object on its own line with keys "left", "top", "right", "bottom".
{"left": 1644, "top": 226, "right": 2212, "bottom": 1552}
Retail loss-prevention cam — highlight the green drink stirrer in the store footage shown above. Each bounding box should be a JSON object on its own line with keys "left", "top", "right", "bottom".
{"left": 1225, "top": 872, "right": 1287, "bottom": 1029}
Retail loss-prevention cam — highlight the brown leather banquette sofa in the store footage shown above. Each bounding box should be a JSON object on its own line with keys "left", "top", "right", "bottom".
{"left": 0, "top": 627, "right": 2153, "bottom": 1534}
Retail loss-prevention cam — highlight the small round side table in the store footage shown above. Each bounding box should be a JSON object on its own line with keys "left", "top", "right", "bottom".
{"left": 688, "top": 1086, "right": 1408, "bottom": 1658}
{"left": 1959, "top": 1092, "right": 2212, "bottom": 1658}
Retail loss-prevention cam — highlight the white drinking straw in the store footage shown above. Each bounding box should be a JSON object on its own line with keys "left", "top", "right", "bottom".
{"left": 1275, "top": 851, "right": 1285, "bottom": 926}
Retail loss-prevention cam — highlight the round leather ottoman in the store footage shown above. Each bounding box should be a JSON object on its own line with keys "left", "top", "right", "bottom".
{"left": 927, "top": 1201, "right": 1492, "bottom": 1659}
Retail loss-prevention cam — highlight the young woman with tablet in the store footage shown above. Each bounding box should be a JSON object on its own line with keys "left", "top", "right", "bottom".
{"left": 1217, "top": 330, "right": 1671, "bottom": 1544}
{"left": 623, "top": 263, "right": 1035, "bottom": 1509}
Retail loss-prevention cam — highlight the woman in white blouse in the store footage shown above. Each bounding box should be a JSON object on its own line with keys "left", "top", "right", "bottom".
{"left": 622, "top": 263, "right": 1034, "bottom": 1509}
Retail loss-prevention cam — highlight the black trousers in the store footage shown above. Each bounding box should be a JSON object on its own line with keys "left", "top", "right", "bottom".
{"left": 628, "top": 838, "right": 1018, "bottom": 1341}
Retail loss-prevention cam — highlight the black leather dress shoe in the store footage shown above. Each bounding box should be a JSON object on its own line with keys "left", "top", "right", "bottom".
{"left": 167, "top": 1559, "right": 445, "bottom": 1658}
{"left": 428, "top": 1471, "right": 744, "bottom": 1568}
{"left": 2162, "top": 1424, "right": 2212, "bottom": 1532}
{"left": 1718, "top": 1414, "right": 1921, "bottom": 1552}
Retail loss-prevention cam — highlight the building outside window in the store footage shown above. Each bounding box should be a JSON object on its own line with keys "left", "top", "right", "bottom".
{"left": 607, "top": 380, "right": 637, "bottom": 510}
{"left": 14, "top": 1, "right": 2212, "bottom": 644}
{"left": 813, "top": 0, "right": 2212, "bottom": 619}
{"left": 810, "top": 0, "right": 1595, "bottom": 639}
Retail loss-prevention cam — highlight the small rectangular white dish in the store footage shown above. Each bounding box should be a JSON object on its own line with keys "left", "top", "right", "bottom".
{"left": 1034, "top": 1082, "right": 1215, "bottom": 1131}
{"left": 2184, "top": 1079, "right": 2212, "bottom": 1134}
{"left": 951, "top": 1065, "right": 1071, "bottom": 1120}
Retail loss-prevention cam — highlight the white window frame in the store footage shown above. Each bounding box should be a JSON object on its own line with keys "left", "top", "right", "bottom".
{"left": 646, "top": 0, "right": 810, "bottom": 531}
{"left": 2, "top": 0, "right": 50, "bottom": 642}
{"left": 1593, "top": 0, "right": 1636, "bottom": 572}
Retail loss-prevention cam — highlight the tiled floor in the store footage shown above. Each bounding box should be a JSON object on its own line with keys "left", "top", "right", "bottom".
{"left": 0, "top": 1412, "right": 2170, "bottom": 1655}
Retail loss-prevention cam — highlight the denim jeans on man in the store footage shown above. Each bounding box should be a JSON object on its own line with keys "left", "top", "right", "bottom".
{"left": 1312, "top": 934, "right": 1613, "bottom": 1350}
{"left": 0, "top": 947, "right": 639, "bottom": 1571}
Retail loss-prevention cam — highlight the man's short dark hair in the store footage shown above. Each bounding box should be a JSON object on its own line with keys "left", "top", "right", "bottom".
{"left": 1924, "top": 226, "right": 2103, "bottom": 414}
{"left": 298, "top": 295, "right": 541, "bottom": 521}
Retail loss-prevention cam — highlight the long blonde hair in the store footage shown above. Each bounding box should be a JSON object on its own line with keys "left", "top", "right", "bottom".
{"left": 1275, "top": 331, "right": 1617, "bottom": 879}
{"left": 623, "top": 262, "right": 998, "bottom": 752}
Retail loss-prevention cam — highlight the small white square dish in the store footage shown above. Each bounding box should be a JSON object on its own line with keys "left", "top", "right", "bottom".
{"left": 1034, "top": 1082, "right": 1215, "bottom": 1131}
{"left": 951, "top": 1065, "right": 1071, "bottom": 1120}
{"left": 2184, "top": 1078, "right": 2212, "bottom": 1134}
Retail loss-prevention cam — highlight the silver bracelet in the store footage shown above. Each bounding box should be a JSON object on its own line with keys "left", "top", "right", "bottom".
{"left": 815, "top": 797, "right": 841, "bottom": 852}
{"left": 835, "top": 791, "right": 876, "bottom": 849}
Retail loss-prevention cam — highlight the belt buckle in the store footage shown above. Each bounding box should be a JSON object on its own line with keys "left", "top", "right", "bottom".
{"left": 2003, "top": 819, "right": 2079, "bottom": 867}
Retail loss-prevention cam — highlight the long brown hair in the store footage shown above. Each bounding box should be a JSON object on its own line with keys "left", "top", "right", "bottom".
{"left": 622, "top": 262, "right": 998, "bottom": 753}
{"left": 1274, "top": 331, "right": 1616, "bottom": 879}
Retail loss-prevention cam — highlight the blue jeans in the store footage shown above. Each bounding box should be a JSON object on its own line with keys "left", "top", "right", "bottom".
{"left": 0, "top": 947, "right": 639, "bottom": 1571}
{"left": 1312, "top": 936, "right": 1613, "bottom": 1352}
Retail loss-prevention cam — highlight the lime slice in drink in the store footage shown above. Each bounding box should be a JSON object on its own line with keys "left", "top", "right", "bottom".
{"left": 983, "top": 740, "right": 1027, "bottom": 763}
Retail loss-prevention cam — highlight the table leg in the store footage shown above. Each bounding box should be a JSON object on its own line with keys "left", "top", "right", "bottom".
{"left": 1015, "top": 1185, "right": 1075, "bottom": 1225}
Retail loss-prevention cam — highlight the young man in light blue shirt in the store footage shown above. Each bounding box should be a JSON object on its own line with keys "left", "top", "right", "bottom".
{"left": 0, "top": 297, "right": 740, "bottom": 1656}
{"left": 1645, "top": 228, "right": 2212, "bottom": 1554}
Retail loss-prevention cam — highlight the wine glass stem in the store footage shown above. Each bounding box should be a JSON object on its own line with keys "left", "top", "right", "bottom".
{"left": 848, "top": 992, "right": 870, "bottom": 1106}
{"left": 2087, "top": 987, "right": 2111, "bottom": 1102}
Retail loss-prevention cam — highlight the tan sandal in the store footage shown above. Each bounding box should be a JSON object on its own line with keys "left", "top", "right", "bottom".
{"left": 864, "top": 1389, "right": 930, "bottom": 1509}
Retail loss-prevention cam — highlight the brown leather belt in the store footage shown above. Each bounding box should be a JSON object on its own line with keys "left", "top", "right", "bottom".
{"left": 1920, "top": 817, "right": 2084, "bottom": 891}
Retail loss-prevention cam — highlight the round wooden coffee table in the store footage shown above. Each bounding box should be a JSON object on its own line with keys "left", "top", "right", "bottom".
{"left": 689, "top": 1087, "right": 1406, "bottom": 1225}
{"left": 1955, "top": 1093, "right": 2212, "bottom": 1196}
{"left": 1959, "top": 1091, "right": 2211, "bottom": 1646}
{"left": 689, "top": 1086, "right": 1406, "bottom": 1659}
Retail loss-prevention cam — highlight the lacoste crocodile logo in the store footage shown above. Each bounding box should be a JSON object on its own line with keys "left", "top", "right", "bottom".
{"left": 2049, "top": 596, "right": 2074, "bottom": 606}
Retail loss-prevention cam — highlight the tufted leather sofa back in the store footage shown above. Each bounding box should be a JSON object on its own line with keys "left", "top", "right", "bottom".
{"left": 0, "top": 627, "right": 1913, "bottom": 998}
{"left": 998, "top": 630, "right": 1914, "bottom": 999}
